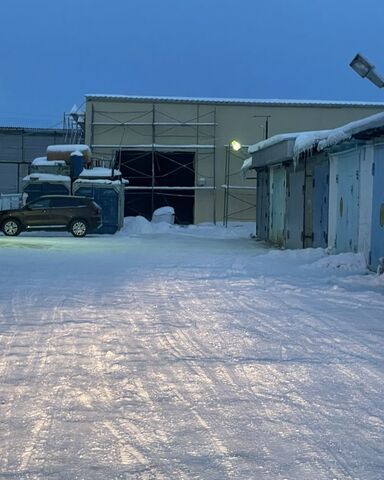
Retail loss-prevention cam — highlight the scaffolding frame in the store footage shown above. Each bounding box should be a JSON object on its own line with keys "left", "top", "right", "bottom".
{"left": 222, "top": 145, "right": 256, "bottom": 227}
{"left": 90, "top": 103, "right": 218, "bottom": 223}
{"left": 63, "top": 112, "right": 85, "bottom": 144}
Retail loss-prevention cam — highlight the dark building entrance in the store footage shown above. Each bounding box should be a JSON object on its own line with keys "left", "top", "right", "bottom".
{"left": 116, "top": 150, "right": 195, "bottom": 224}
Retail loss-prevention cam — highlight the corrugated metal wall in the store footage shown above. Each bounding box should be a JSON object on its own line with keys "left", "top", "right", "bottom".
{"left": 312, "top": 160, "right": 329, "bottom": 248}
{"left": 269, "top": 166, "right": 286, "bottom": 246}
{"left": 370, "top": 145, "right": 384, "bottom": 270}
{"left": 0, "top": 164, "right": 18, "bottom": 194}
{"left": 256, "top": 169, "right": 269, "bottom": 240}
{"left": 0, "top": 128, "right": 65, "bottom": 193}
{"left": 285, "top": 167, "right": 305, "bottom": 249}
{"left": 333, "top": 150, "right": 360, "bottom": 253}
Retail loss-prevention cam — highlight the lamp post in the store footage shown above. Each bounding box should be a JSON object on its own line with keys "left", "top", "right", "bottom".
{"left": 349, "top": 53, "right": 384, "bottom": 88}
{"left": 224, "top": 140, "right": 242, "bottom": 226}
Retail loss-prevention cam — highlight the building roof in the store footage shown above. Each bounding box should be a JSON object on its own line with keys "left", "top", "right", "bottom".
{"left": 85, "top": 94, "right": 384, "bottom": 108}
{"left": 0, "top": 126, "right": 65, "bottom": 134}
{"left": 247, "top": 111, "right": 384, "bottom": 170}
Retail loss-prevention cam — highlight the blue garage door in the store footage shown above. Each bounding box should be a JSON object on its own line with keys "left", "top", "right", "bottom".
{"left": 312, "top": 161, "right": 329, "bottom": 248}
{"left": 270, "top": 166, "right": 286, "bottom": 246}
{"left": 256, "top": 169, "right": 269, "bottom": 240}
{"left": 370, "top": 146, "right": 384, "bottom": 270}
{"left": 335, "top": 151, "right": 359, "bottom": 253}
{"left": 285, "top": 168, "right": 304, "bottom": 249}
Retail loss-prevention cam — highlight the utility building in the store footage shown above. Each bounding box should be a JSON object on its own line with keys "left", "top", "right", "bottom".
{"left": 0, "top": 127, "right": 66, "bottom": 194}
{"left": 84, "top": 95, "right": 384, "bottom": 224}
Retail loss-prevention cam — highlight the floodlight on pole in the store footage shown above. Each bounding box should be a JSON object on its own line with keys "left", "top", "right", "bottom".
{"left": 230, "top": 140, "right": 242, "bottom": 151}
{"left": 349, "top": 53, "right": 384, "bottom": 88}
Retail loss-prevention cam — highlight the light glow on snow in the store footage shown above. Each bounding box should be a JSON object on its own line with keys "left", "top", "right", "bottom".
{"left": 0, "top": 222, "right": 383, "bottom": 479}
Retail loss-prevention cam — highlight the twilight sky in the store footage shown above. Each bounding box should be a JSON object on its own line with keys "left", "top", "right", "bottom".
{"left": 1, "top": 0, "right": 384, "bottom": 127}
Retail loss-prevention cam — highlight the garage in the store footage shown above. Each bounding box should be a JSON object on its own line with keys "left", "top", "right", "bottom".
{"left": 117, "top": 150, "right": 195, "bottom": 224}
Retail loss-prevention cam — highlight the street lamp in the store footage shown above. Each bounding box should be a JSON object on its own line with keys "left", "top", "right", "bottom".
{"left": 230, "top": 139, "right": 242, "bottom": 151}
{"left": 349, "top": 53, "right": 384, "bottom": 88}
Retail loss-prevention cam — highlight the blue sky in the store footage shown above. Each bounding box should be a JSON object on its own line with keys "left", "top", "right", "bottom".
{"left": 1, "top": 0, "right": 384, "bottom": 127}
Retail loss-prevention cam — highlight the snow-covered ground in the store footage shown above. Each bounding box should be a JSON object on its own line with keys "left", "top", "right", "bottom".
{"left": 0, "top": 219, "right": 383, "bottom": 479}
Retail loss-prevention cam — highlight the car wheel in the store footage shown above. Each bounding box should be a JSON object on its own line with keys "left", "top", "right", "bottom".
{"left": 69, "top": 219, "right": 88, "bottom": 237}
{"left": 2, "top": 218, "right": 21, "bottom": 236}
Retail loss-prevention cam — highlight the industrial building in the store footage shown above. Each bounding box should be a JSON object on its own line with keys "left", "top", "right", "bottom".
{"left": 85, "top": 94, "right": 384, "bottom": 224}
{"left": 0, "top": 127, "right": 66, "bottom": 194}
{"left": 2, "top": 96, "right": 384, "bottom": 226}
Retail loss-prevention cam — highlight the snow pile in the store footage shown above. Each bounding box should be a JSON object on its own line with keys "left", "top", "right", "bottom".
{"left": 122, "top": 216, "right": 173, "bottom": 235}
{"left": 120, "top": 217, "right": 255, "bottom": 238}
{"left": 173, "top": 222, "right": 256, "bottom": 239}
{"left": 302, "top": 252, "right": 368, "bottom": 273}
{"left": 152, "top": 206, "right": 175, "bottom": 224}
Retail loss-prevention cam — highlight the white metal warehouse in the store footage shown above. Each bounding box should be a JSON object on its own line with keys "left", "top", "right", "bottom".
{"left": 82, "top": 95, "right": 384, "bottom": 224}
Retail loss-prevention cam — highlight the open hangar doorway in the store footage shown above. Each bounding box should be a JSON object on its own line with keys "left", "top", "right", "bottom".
{"left": 116, "top": 150, "right": 195, "bottom": 224}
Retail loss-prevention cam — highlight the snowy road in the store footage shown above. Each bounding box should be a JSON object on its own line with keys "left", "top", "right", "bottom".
{"left": 0, "top": 228, "right": 383, "bottom": 479}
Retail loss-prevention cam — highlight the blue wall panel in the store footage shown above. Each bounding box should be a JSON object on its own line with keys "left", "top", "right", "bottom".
{"left": 335, "top": 151, "right": 359, "bottom": 253}
{"left": 285, "top": 168, "right": 304, "bottom": 249}
{"left": 370, "top": 146, "right": 384, "bottom": 270}
{"left": 256, "top": 169, "right": 269, "bottom": 240}
{"left": 270, "top": 166, "right": 286, "bottom": 246}
{"left": 76, "top": 186, "right": 119, "bottom": 234}
{"left": 312, "top": 161, "right": 329, "bottom": 248}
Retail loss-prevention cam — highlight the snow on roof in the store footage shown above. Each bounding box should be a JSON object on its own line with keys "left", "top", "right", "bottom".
{"left": 317, "top": 111, "right": 384, "bottom": 151}
{"left": 248, "top": 133, "right": 300, "bottom": 154}
{"left": 32, "top": 157, "right": 66, "bottom": 166}
{"left": 248, "top": 111, "right": 384, "bottom": 162}
{"left": 79, "top": 167, "right": 122, "bottom": 178}
{"left": 294, "top": 130, "right": 332, "bottom": 157}
{"left": 240, "top": 158, "right": 253, "bottom": 179}
{"left": 85, "top": 94, "right": 384, "bottom": 108}
{"left": 23, "top": 173, "right": 71, "bottom": 182}
{"left": 47, "top": 144, "right": 90, "bottom": 153}
{"left": 70, "top": 150, "right": 83, "bottom": 157}
{"left": 74, "top": 178, "right": 122, "bottom": 185}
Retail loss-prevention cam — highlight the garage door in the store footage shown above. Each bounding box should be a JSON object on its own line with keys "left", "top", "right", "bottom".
{"left": 0, "top": 163, "right": 18, "bottom": 194}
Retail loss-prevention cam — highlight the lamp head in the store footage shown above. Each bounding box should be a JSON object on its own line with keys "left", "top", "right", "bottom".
{"left": 230, "top": 140, "right": 242, "bottom": 151}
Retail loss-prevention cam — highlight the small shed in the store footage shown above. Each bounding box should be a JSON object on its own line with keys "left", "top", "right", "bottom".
{"left": 317, "top": 113, "right": 384, "bottom": 270}
{"left": 247, "top": 111, "right": 384, "bottom": 270}
{"left": 73, "top": 168, "right": 125, "bottom": 234}
{"left": 249, "top": 133, "right": 328, "bottom": 249}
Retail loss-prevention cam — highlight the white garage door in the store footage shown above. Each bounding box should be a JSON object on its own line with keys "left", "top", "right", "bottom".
{"left": 0, "top": 163, "right": 18, "bottom": 194}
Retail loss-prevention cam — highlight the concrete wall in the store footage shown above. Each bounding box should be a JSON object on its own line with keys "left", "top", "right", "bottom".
{"left": 86, "top": 97, "right": 384, "bottom": 223}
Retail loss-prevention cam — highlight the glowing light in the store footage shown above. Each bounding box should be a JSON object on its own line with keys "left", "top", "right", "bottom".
{"left": 230, "top": 140, "right": 242, "bottom": 151}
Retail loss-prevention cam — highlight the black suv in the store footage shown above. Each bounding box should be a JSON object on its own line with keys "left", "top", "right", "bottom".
{"left": 0, "top": 195, "right": 102, "bottom": 237}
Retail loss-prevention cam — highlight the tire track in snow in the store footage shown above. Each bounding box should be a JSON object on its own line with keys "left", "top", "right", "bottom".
{"left": 155, "top": 328, "right": 236, "bottom": 477}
